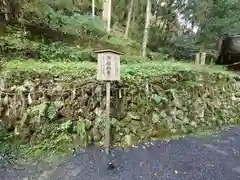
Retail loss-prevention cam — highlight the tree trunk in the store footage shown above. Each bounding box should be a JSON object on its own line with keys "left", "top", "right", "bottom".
{"left": 107, "top": 0, "right": 111, "bottom": 33}
{"left": 124, "top": 0, "right": 134, "bottom": 38}
{"left": 132, "top": 0, "right": 137, "bottom": 26}
{"left": 102, "top": 0, "right": 112, "bottom": 32}
{"left": 2, "top": 0, "right": 9, "bottom": 21}
{"left": 142, "top": 0, "right": 151, "bottom": 57}
{"left": 216, "top": 38, "right": 222, "bottom": 51}
{"left": 92, "top": 0, "right": 95, "bottom": 17}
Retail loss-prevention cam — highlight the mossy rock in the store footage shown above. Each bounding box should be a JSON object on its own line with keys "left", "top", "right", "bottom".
{"left": 0, "top": 60, "right": 240, "bottom": 155}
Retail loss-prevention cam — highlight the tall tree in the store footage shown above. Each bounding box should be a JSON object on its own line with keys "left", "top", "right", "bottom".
{"left": 92, "top": 0, "right": 95, "bottom": 17}
{"left": 102, "top": 0, "right": 112, "bottom": 32}
{"left": 1, "top": 0, "right": 9, "bottom": 21}
{"left": 124, "top": 0, "right": 134, "bottom": 38}
{"left": 142, "top": 0, "right": 151, "bottom": 57}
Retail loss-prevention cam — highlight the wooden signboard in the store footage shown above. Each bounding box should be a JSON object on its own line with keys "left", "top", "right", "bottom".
{"left": 96, "top": 49, "right": 121, "bottom": 81}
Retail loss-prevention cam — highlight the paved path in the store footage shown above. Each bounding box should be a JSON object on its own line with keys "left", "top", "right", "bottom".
{"left": 2, "top": 126, "right": 240, "bottom": 180}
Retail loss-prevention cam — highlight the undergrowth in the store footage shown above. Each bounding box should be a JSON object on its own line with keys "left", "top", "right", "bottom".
{"left": 1, "top": 60, "right": 236, "bottom": 80}
{"left": 0, "top": 25, "right": 141, "bottom": 61}
{"left": 0, "top": 23, "right": 171, "bottom": 62}
{"left": 0, "top": 130, "right": 18, "bottom": 166}
{"left": 20, "top": 2, "right": 141, "bottom": 48}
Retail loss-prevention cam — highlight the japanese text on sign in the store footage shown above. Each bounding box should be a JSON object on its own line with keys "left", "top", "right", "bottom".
{"left": 97, "top": 52, "right": 120, "bottom": 81}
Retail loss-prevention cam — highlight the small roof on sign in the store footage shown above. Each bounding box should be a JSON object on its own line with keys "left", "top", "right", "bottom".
{"left": 94, "top": 49, "right": 124, "bottom": 55}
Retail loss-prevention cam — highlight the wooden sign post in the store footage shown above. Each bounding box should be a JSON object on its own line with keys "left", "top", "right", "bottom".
{"left": 95, "top": 49, "right": 123, "bottom": 155}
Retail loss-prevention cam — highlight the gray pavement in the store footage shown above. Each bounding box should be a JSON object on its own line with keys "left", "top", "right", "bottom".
{"left": 1, "top": 126, "right": 240, "bottom": 180}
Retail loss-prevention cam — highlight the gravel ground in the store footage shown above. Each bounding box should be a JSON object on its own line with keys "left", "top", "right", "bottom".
{"left": 1, "top": 126, "right": 240, "bottom": 180}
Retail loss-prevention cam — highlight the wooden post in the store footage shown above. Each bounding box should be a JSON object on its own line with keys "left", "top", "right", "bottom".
{"left": 95, "top": 49, "right": 123, "bottom": 156}
{"left": 105, "top": 81, "right": 111, "bottom": 154}
{"left": 195, "top": 53, "right": 200, "bottom": 64}
{"left": 200, "top": 52, "right": 206, "bottom": 65}
{"left": 210, "top": 58, "right": 214, "bottom": 65}
{"left": 195, "top": 52, "right": 206, "bottom": 65}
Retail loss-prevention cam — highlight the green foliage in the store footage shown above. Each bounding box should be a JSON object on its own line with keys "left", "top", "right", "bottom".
{"left": 0, "top": 27, "right": 94, "bottom": 61}
{"left": 191, "top": 0, "right": 240, "bottom": 49}
{"left": 199, "top": 0, "right": 240, "bottom": 35}
{"left": 22, "top": 123, "right": 74, "bottom": 159}
{"left": 45, "top": 103, "right": 58, "bottom": 121}
{"left": 31, "top": 103, "right": 48, "bottom": 120}
{"left": 0, "top": 129, "right": 20, "bottom": 166}
{"left": 1, "top": 60, "right": 236, "bottom": 82}
{"left": 75, "top": 119, "right": 88, "bottom": 147}
{"left": 104, "top": 37, "right": 140, "bottom": 48}
{"left": 0, "top": 25, "right": 142, "bottom": 60}
{"left": 22, "top": 0, "right": 106, "bottom": 38}
{"left": 17, "top": 0, "right": 141, "bottom": 52}
{"left": 5, "top": 0, "right": 240, "bottom": 61}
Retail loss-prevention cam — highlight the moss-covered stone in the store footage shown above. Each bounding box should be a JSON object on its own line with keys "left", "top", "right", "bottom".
{"left": 0, "top": 60, "right": 239, "bottom": 157}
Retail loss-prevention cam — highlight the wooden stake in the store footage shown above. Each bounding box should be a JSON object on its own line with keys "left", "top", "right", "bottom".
{"left": 195, "top": 53, "right": 200, "bottom": 64}
{"left": 200, "top": 52, "right": 206, "bottom": 65}
{"left": 105, "top": 81, "right": 111, "bottom": 154}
